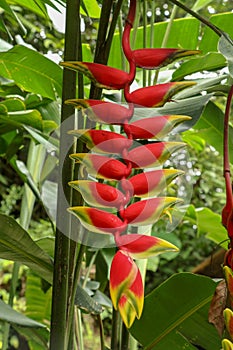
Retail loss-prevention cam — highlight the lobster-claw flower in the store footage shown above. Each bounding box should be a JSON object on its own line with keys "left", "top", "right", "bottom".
{"left": 68, "top": 206, "right": 126, "bottom": 234}
{"left": 60, "top": 61, "right": 131, "bottom": 90}
{"left": 131, "top": 48, "right": 200, "bottom": 69}
{"left": 115, "top": 233, "right": 179, "bottom": 259}
{"left": 125, "top": 142, "right": 185, "bottom": 168}
{"left": 222, "top": 339, "right": 233, "bottom": 350}
{"left": 121, "top": 197, "right": 181, "bottom": 226}
{"left": 70, "top": 153, "right": 131, "bottom": 180}
{"left": 69, "top": 180, "right": 128, "bottom": 208}
{"left": 224, "top": 308, "right": 233, "bottom": 341}
{"left": 110, "top": 250, "right": 143, "bottom": 328}
{"left": 127, "top": 115, "right": 191, "bottom": 140}
{"left": 65, "top": 99, "right": 133, "bottom": 124}
{"left": 118, "top": 269, "right": 144, "bottom": 328}
{"left": 68, "top": 129, "right": 132, "bottom": 154}
{"left": 125, "top": 82, "right": 195, "bottom": 107}
{"left": 126, "top": 169, "right": 184, "bottom": 198}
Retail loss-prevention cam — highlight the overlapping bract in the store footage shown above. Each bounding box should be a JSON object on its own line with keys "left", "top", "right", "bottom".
{"left": 64, "top": 0, "right": 197, "bottom": 328}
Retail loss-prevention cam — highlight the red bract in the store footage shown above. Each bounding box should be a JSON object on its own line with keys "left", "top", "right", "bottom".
{"left": 68, "top": 206, "right": 126, "bottom": 234}
{"left": 69, "top": 129, "right": 132, "bottom": 154}
{"left": 69, "top": 180, "right": 127, "bottom": 208}
{"left": 125, "top": 82, "right": 195, "bottom": 107}
{"left": 126, "top": 142, "right": 185, "bottom": 168}
{"left": 126, "top": 169, "right": 183, "bottom": 198}
{"left": 70, "top": 153, "right": 131, "bottom": 180}
{"left": 132, "top": 48, "right": 200, "bottom": 69}
{"left": 115, "top": 233, "right": 178, "bottom": 259}
{"left": 66, "top": 99, "right": 133, "bottom": 124}
{"left": 60, "top": 61, "right": 131, "bottom": 90}
{"left": 121, "top": 197, "right": 181, "bottom": 226}
{"left": 127, "top": 115, "right": 191, "bottom": 139}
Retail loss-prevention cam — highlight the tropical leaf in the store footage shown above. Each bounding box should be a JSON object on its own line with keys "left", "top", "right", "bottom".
{"left": 218, "top": 34, "right": 233, "bottom": 78}
{"left": 194, "top": 101, "right": 233, "bottom": 162}
{"left": 0, "top": 299, "right": 46, "bottom": 328}
{"left": 0, "top": 214, "right": 53, "bottom": 283}
{"left": 130, "top": 273, "right": 221, "bottom": 350}
{"left": 0, "top": 45, "right": 62, "bottom": 100}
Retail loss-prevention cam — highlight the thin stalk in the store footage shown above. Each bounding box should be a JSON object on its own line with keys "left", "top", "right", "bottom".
{"left": 75, "top": 308, "right": 84, "bottom": 350}
{"left": 224, "top": 85, "right": 233, "bottom": 210}
{"left": 82, "top": 250, "right": 98, "bottom": 288}
{"left": 148, "top": 1, "right": 155, "bottom": 85}
{"left": 142, "top": 0, "right": 147, "bottom": 87}
{"left": 97, "top": 314, "right": 105, "bottom": 350}
{"left": 161, "top": 4, "right": 178, "bottom": 48}
{"left": 49, "top": 0, "right": 81, "bottom": 348}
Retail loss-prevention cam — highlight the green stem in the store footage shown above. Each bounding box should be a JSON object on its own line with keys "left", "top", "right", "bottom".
{"left": 97, "top": 314, "right": 105, "bottom": 350}
{"left": 49, "top": 0, "right": 81, "bottom": 348}
{"left": 148, "top": 1, "right": 155, "bottom": 85}
{"left": 121, "top": 323, "right": 129, "bottom": 350}
{"left": 161, "top": 5, "right": 178, "bottom": 48}
{"left": 142, "top": 0, "right": 147, "bottom": 87}
{"left": 111, "top": 308, "right": 121, "bottom": 350}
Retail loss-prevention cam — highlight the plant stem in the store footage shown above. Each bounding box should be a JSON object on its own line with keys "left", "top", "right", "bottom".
{"left": 49, "top": 0, "right": 81, "bottom": 348}
{"left": 121, "top": 323, "right": 129, "bottom": 350}
{"left": 161, "top": 4, "right": 178, "bottom": 48}
{"left": 224, "top": 85, "right": 233, "bottom": 210}
{"left": 97, "top": 314, "right": 105, "bottom": 350}
{"left": 142, "top": 0, "right": 147, "bottom": 87}
{"left": 111, "top": 308, "right": 121, "bottom": 350}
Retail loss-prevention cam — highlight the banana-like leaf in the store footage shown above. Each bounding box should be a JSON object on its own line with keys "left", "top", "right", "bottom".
{"left": 130, "top": 273, "right": 221, "bottom": 350}
{"left": 0, "top": 299, "right": 46, "bottom": 328}
{"left": 0, "top": 214, "right": 53, "bottom": 284}
{"left": 0, "top": 45, "right": 62, "bottom": 100}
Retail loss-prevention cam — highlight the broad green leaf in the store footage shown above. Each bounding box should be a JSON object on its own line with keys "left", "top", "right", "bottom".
{"left": 24, "top": 126, "right": 59, "bottom": 152}
{"left": 0, "top": 110, "right": 43, "bottom": 134}
{"left": 172, "top": 52, "right": 226, "bottom": 81}
{"left": 0, "top": 299, "right": 46, "bottom": 328}
{"left": 130, "top": 273, "right": 221, "bottom": 350}
{"left": 200, "top": 13, "right": 233, "bottom": 54}
{"left": 191, "top": 0, "right": 214, "bottom": 12}
{"left": 194, "top": 101, "right": 233, "bottom": 162}
{"left": 0, "top": 214, "right": 53, "bottom": 283}
{"left": 0, "top": 45, "right": 62, "bottom": 100}
{"left": 218, "top": 34, "right": 233, "bottom": 78}
{"left": 109, "top": 18, "right": 200, "bottom": 69}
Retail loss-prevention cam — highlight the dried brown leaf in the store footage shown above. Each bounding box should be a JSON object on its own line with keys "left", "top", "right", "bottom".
{"left": 208, "top": 279, "right": 227, "bottom": 336}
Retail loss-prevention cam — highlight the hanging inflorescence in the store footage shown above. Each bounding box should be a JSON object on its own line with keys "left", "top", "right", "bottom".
{"left": 61, "top": 0, "right": 199, "bottom": 328}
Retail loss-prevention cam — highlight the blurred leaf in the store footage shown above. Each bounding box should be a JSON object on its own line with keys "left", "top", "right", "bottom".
{"left": 218, "top": 34, "right": 233, "bottom": 78}
{"left": 41, "top": 180, "right": 57, "bottom": 221}
{"left": 195, "top": 208, "right": 228, "bottom": 248}
{"left": 0, "top": 97, "right": 25, "bottom": 112}
{"left": 130, "top": 273, "right": 221, "bottom": 349}
{"left": 172, "top": 52, "right": 226, "bottom": 81}
{"left": 191, "top": 0, "right": 214, "bottom": 12}
{"left": 0, "top": 45, "right": 62, "bottom": 99}
{"left": 194, "top": 101, "right": 233, "bottom": 162}
{"left": 0, "top": 299, "right": 46, "bottom": 328}
{"left": 200, "top": 13, "right": 233, "bottom": 54}
{"left": 0, "top": 214, "right": 53, "bottom": 283}
{"left": 35, "top": 237, "right": 55, "bottom": 258}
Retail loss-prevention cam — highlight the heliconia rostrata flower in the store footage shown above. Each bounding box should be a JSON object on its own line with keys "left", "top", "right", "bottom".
{"left": 62, "top": 0, "right": 198, "bottom": 328}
